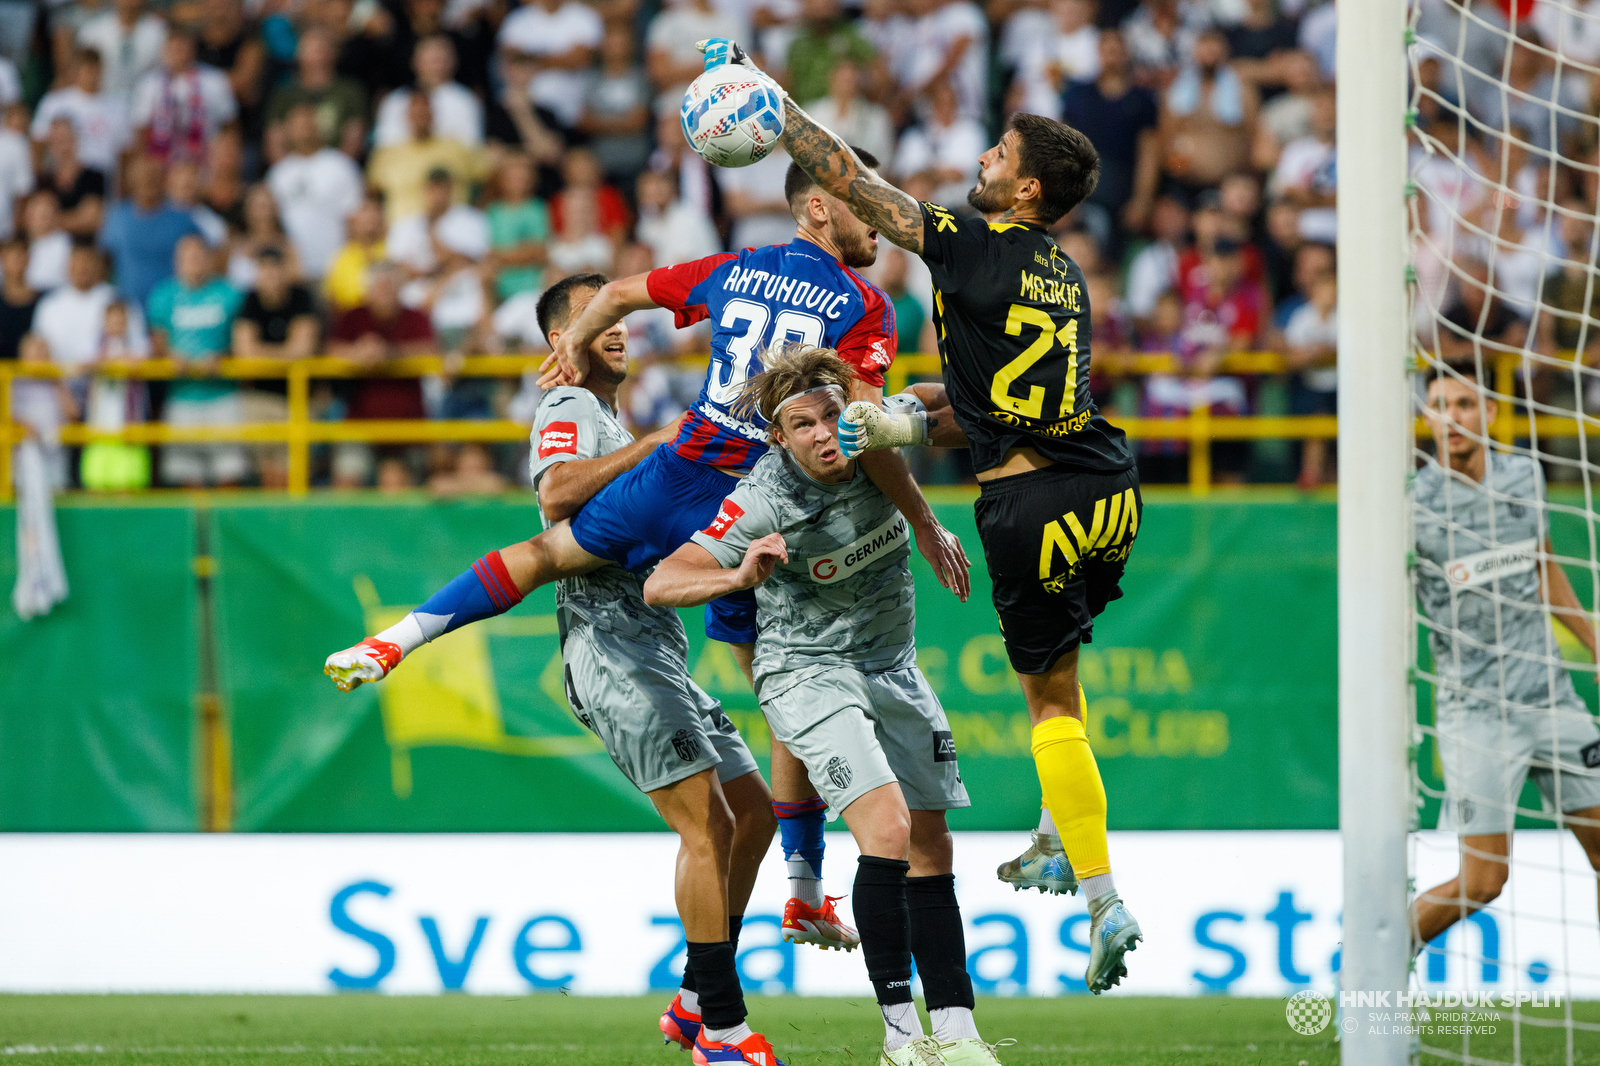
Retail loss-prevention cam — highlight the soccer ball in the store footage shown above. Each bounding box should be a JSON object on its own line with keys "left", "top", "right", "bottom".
{"left": 680, "top": 65, "right": 786, "bottom": 168}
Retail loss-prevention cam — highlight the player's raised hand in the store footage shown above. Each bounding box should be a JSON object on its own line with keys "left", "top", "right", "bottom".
{"left": 917, "top": 521, "right": 971, "bottom": 603}
{"left": 696, "top": 38, "right": 753, "bottom": 72}
{"left": 734, "top": 532, "right": 788, "bottom": 590}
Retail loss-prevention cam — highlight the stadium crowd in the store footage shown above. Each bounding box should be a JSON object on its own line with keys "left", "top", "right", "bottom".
{"left": 12, "top": 0, "right": 1569, "bottom": 492}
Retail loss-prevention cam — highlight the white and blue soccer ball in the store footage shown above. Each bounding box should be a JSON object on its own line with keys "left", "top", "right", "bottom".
{"left": 680, "top": 65, "right": 786, "bottom": 168}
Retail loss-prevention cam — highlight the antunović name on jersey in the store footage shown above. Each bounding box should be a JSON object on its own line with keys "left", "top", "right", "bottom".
{"left": 721, "top": 266, "right": 852, "bottom": 320}
{"left": 808, "top": 513, "right": 908, "bottom": 584}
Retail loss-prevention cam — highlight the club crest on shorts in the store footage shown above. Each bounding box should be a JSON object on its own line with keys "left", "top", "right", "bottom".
{"left": 671, "top": 728, "right": 702, "bottom": 762}
{"left": 825, "top": 756, "right": 853, "bottom": 791}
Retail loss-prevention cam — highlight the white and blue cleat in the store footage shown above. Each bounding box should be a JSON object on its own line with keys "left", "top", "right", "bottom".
{"left": 1085, "top": 892, "right": 1141, "bottom": 994}
{"left": 996, "top": 831, "right": 1079, "bottom": 896}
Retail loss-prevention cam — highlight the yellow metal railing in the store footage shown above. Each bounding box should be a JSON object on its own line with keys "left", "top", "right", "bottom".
{"left": 0, "top": 349, "right": 1558, "bottom": 499}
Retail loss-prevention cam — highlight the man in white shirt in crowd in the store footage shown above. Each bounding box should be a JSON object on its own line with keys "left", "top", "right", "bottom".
{"left": 267, "top": 102, "right": 366, "bottom": 281}
{"left": 635, "top": 168, "right": 721, "bottom": 267}
{"left": 35, "top": 241, "right": 122, "bottom": 371}
{"left": 31, "top": 49, "right": 129, "bottom": 174}
{"left": 903, "top": 0, "right": 988, "bottom": 121}
{"left": 23, "top": 191, "right": 71, "bottom": 292}
{"left": 718, "top": 145, "right": 794, "bottom": 251}
{"left": 802, "top": 60, "right": 893, "bottom": 168}
{"left": 77, "top": 0, "right": 167, "bottom": 102}
{"left": 387, "top": 167, "right": 491, "bottom": 350}
{"left": 497, "top": 0, "right": 604, "bottom": 131}
{"left": 1124, "top": 194, "right": 1188, "bottom": 328}
{"left": 647, "top": 0, "right": 743, "bottom": 96}
{"left": 893, "top": 78, "right": 985, "bottom": 206}
{"left": 0, "top": 104, "right": 32, "bottom": 241}
{"left": 129, "top": 31, "right": 237, "bottom": 163}
{"left": 374, "top": 35, "right": 484, "bottom": 148}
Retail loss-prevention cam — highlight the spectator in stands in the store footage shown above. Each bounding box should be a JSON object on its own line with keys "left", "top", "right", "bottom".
{"left": 77, "top": 0, "right": 166, "bottom": 101}
{"left": 24, "top": 192, "right": 72, "bottom": 293}
{"left": 804, "top": 59, "right": 894, "bottom": 166}
{"left": 1158, "top": 29, "right": 1259, "bottom": 190}
{"left": 196, "top": 0, "right": 266, "bottom": 150}
{"left": 1224, "top": 0, "right": 1299, "bottom": 71}
{"left": 130, "top": 31, "right": 239, "bottom": 165}
{"left": 227, "top": 184, "right": 302, "bottom": 290}
{"left": 647, "top": 103, "right": 722, "bottom": 221}
{"left": 1121, "top": 0, "right": 1204, "bottom": 85}
{"left": 894, "top": 78, "right": 986, "bottom": 206}
{"left": 38, "top": 119, "right": 105, "bottom": 241}
{"left": 547, "top": 184, "right": 616, "bottom": 275}
{"left": 100, "top": 155, "right": 202, "bottom": 310}
{"left": 580, "top": 26, "right": 653, "bottom": 186}
{"left": 878, "top": 244, "right": 931, "bottom": 355}
{"left": 1533, "top": 0, "right": 1600, "bottom": 66}
{"left": 0, "top": 238, "right": 38, "bottom": 365}
{"left": 485, "top": 48, "right": 568, "bottom": 179}
{"left": 324, "top": 194, "right": 388, "bottom": 313}
{"left": 1540, "top": 202, "right": 1600, "bottom": 361}
{"left": 374, "top": 35, "right": 485, "bottom": 148}
{"left": 720, "top": 144, "right": 794, "bottom": 251}
{"left": 387, "top": 167, "right": 491, "bottom": 356}
{"left": 497, "top": 0, "right": 605, "bottom": 132}
{"left": 485, "top": 153, "right": 550, "bottom": 301}
{"left": 327, "top": 261, "right": 434, "bottom": 488}
{"left": 1183, "top": 236, "right": 1265, "bottom": 354}
{"left": 550, "top": 148, "right": 631, "bottom": 247}
{"left": 31, "top": 49, "right": 129, "bottom": 175}
{"left": 147, "top": 234, "right": 247, "bottom": 487}
{"left": 1180, "top": 188, "right": 1265, "bottom": 298}
{"left": 1284, "top": 270, "right": 1336, "bottom": 488}
{"left": 429, "top": 441, "right": 509, "bottom": 494}
{"left": 648, "top": 0, "right": 742, "bottom": 98}
{"left": 1471, "top": 33, "right": 1587, "bottom": 157}
{"left": 367, "top": 93, "right": 489, "bottom": 223}
{"left": 167, "top": 162, "right": 229, "bottom": 248}
{"left": 202, "top": 128, "right": 248, "bottom": 232}
{"left": 1298, "top": 0, "right": 1335, "bottom": 80}
{"left": 1061, "top": 27, "right": 1160, "bottom": 244}
{"left": 635, "top": 168, "right": 721, "bottom": 269}
{"left": 786, "top": 0, "right": 878, "bottom": 107}
{"left": 1006, "top": 0, "right": 1100, "bottom": 119}
{"left": 233, "top": 247, "right": 319, "bottom": 361}
{"left": 0, "top": 104, "right": 30, "bottom": 243}
{"left": 1251, "top": 49, "right": 1319, "bottom": 173}
{"left": 266, "top": 103, "right": 366, "bottom": 282}
{"left": 1270, "top": 85, "right": 1335, "bottom": 241}
{"left": 265, "top": 27, "right": 369, "bottom": 162}
{"left": 903, "top": 0, "right": 989, "bottom": 121}
{"left": 860, "top": 0, "right": 913, "bottom": 104}
{"left": 34, "top": 242, "right": 117, "bottom": 373}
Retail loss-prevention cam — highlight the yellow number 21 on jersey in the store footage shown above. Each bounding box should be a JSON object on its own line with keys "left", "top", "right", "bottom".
{"left": 991, "top": 304, "right": 1080, "bottom": 421}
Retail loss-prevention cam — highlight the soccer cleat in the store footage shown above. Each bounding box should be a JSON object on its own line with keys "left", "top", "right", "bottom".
{"left": 692, "top": 1029, "right": 787, "bottom": 1066}
{"left": 996, "top": 831, "right": 1078, "bottom": 896}
{"left": 781, "top": 895, "right": 860, "bottom": 951}
{"left": 935, "top": 1038, "right": 1016, "bottom": 1065}
{"left": 323, "top": 637, "right": 403, "bottom": 693}
{"left": 660, "top": 993, "right": 701, "bottom": 1050}
{"left": 1085, "top": 893, "right": 1142, "bottom": 994}
{"left": 881, "top": 1036, "right": 946, "bottom": 1066}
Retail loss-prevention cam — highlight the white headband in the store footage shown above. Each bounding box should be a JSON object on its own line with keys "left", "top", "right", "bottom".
{"left": 771, "top": 383, "right": 846, "bottom": 421}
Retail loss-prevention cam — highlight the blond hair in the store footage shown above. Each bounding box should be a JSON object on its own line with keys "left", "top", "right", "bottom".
{"left": 733, "top": 343, "right": 856, "bottom": 435}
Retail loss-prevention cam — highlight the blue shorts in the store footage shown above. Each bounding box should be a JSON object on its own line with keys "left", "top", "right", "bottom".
{"left": 570, "top": 444, "right": 758, "bottom": 644}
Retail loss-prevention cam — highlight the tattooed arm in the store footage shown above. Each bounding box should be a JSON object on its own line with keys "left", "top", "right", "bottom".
{"left": 781, "top": 98, "right": 926, "bottom": 254}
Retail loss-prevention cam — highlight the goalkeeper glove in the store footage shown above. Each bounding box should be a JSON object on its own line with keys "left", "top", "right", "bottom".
{"left": 696, "top": 38, "right": 790, "bottom": 98}
{"left": 838, "top": 394, "right": 932, "bottom": 458}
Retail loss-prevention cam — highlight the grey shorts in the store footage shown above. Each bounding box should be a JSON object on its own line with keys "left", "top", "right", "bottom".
{"left": 760, "top": 666, "right": 970, "bottom": 816}
{"left": 563, "top": 621, "right": 758, "bottom": 794}
{"left": 1437, "top": 700, "right": 1600, "bottom": 835}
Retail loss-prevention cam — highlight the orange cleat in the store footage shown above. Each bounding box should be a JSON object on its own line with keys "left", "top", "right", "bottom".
{"left": 781, "top": 895, "right": 860, "bottom": 952}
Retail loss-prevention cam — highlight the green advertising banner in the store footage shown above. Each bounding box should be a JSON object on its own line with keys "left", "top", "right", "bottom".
{"left": 0, "top": 504, "right": 197, "bottom": 830}
{"left": 206, "top": 494, "right": 1340, "bottom": 832}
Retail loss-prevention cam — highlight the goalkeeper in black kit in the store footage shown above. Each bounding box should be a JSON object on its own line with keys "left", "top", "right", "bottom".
{"left": 695, "top": 39, "right": 1145, "bottom": 994}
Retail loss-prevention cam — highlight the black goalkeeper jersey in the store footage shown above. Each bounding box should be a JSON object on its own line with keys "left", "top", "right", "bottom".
{"left": 918, "top": 201, "right": 1135, "bottom": 475}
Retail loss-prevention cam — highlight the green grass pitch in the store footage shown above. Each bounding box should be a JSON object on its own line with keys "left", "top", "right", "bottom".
{"left": 1, "top": 995, "right": 1596, "bottom": 1065}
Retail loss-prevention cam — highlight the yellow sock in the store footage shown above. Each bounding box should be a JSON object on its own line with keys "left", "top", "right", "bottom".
{"left": 1038, "top": 686, "right": 1090, "bottom": 822}
{"left": 1031, "top": 714, "right": 1110, "bottom": 879}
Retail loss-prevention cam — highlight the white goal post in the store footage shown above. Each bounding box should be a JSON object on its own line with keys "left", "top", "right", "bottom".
{"left": 1337, "top": 0, "right": 1413, "bottom": 1061}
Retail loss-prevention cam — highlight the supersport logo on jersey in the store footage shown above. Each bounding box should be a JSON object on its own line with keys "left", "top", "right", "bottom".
{"left": 538, "top": 422, "right": 578, "bottom": 459}
{"left": 703, "top": 499, "right": 745, "bottom": 539}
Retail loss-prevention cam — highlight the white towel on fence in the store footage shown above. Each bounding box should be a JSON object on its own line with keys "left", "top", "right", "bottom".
{"left": 12, "top": 439, "right": 69, "bottom": 620}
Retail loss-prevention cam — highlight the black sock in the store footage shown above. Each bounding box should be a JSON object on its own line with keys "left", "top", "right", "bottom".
{"left": 907, "top": 873, "right": 975, "bottom": 1010}
{"left": 681, "top": 914, "right": 743, "bottom": 995}
{"left": 855, "top": 855, "right": 914, "bottom": 1006}
{"left": 685, "top": 940, "right": 745, "bottom": 1030}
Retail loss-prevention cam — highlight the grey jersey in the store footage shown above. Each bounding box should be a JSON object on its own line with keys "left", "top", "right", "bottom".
{"left": 529, "top": 387, "right": 680, "bottom": 640}
{"left": 1413, "top": 454, "right": 1581, "bottom": 713}
{"left": 690, "top": 447, "right": 917, "bottom": 697}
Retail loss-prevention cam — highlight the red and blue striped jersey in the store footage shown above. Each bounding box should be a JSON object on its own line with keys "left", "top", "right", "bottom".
{"left": 645, "top": 238, "right": 897, "bottom": 471}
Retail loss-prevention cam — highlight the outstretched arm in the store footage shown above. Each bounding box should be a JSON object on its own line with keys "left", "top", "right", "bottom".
{"left": 1541, "top": 536, "right": 1599, "bottom": 660}
{"left": 780, "top": 98, "right": 926, "bottom": 255}
{"left": 539, "top": 415, "right": 685, "bottom": 521}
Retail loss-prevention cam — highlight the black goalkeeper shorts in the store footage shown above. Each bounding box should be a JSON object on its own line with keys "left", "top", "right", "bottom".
{"left": 974, "top": 465, "right": 1141, "bottom": 675}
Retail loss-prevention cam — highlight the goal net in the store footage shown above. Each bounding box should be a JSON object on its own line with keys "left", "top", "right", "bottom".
{"left": 1404, "top": 0, "right": 1600, "bottom": 1060}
